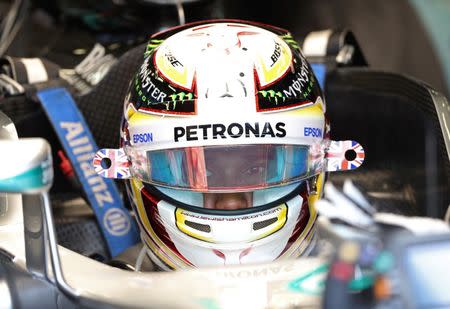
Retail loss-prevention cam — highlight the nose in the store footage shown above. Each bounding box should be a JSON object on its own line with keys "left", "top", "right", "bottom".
{"left": 203, "top": 192, "right": 252, "bottom": 210}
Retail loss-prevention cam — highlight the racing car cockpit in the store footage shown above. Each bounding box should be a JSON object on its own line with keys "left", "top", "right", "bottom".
{"left": 0, "top": 19, "right": 449, "bottom": 309}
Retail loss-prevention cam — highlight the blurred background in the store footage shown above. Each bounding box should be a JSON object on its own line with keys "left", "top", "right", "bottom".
{"left": 0, "top": 0, "right": 449, "bottom": 97}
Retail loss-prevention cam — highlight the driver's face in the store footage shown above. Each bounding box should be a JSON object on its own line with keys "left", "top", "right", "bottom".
{"left": 202, "top": 146, "right": 270, "bottom": 210}
{"left": 203, "top": 191, "right": 253, "bottom": 210}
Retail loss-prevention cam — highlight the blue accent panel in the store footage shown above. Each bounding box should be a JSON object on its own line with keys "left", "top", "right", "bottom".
{"left": 310, "top": 63, "right": 326, "bottom": 90}
{"left": 37, "top": 87, "right": 139, "bottom": 257}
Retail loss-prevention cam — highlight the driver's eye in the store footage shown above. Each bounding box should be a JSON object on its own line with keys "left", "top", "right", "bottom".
{"left": 243, "top": 166, "right": 266, "bottom": 177}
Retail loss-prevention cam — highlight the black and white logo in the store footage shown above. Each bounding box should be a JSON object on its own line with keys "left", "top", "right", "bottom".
{"left": 103, "top": 208, "right": 131, "bottom": 236}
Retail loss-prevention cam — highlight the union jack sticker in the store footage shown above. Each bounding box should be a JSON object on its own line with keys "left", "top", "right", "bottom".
{"left": 326, "top": 140, "right": 365, "bottom": 172}
{"left": 93, "top": 148, "right": 131, "bottom": 179}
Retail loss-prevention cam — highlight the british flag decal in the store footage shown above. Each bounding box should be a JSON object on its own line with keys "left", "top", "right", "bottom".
{"left": 326, "top": 140, "right": 365, "bottom": 172}
{"left": 93, "top": 148, "right": 131, "bottom": 179}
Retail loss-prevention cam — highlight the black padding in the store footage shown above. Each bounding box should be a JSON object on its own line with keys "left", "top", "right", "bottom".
{"left": 326, "top": 68, "right": 449, "bottom": 217}
{"left": 76, "top": 45, "right": 146, "bottom": 148}
{"left": 56, "top": 218, "right": 109, "bottom": 259}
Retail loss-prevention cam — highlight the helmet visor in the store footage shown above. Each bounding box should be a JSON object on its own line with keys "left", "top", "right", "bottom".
{"left": 126, "top": 144, "right": 324, "bottom": 192}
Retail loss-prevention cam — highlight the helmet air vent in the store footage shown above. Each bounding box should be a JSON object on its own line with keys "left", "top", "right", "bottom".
{"left": 184, "top": 220, "right": 211, "bottom": 233}
{"left": 253, "top": 217, "right": 278, "bottom": 230}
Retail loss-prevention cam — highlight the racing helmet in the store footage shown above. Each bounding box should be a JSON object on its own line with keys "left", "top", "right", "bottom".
{"left": 94, "top": 20, "right": 365, "bottom": 269}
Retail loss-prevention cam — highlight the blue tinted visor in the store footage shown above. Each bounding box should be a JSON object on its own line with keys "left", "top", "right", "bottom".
{"left": 127, "top": 144, "right": 324, "bottom": 192}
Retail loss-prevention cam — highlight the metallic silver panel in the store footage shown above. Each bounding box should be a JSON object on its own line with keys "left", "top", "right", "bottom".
{"left": 23, "top": 194, "right": 47, "bottom": 278}
{"left": 429, "top": 88, "right": 450, "bottom": 161}
{"left": 0, "top": 278, "right": 12, "bottom": 309}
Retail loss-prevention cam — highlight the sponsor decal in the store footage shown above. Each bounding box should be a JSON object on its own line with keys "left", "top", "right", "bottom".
{"left": 133, "top": 132, "right": 154, "bottom": 144}
{"left": 165, "top": 50, "right": 183, "bottom": 68}
{"left": 137, "top": 57, "right": 168, "bottom": 103}
{"left": 60, "top": 122, "right": 114, "bottom": 207}
{"left": 134, "top": 55, "right": 196, "bottom": 114}
{"left": 304, "top": 127, "right": 322, "bottom": 138}
{"left": 216, "top": 263, "right": 295, "bottom": 279}
{"left": 282, "top": 57, "right": 314, "bottom": 99}
{"left": 255, "top": 48, "right": 318, "bottom": 112}
{"left": 169, "top": 92, "right": 194, "bottom": 102}
{"left": 179, "top": 206, "right": 282, "bottom": 222}
{"left": 258, "top": 90, "right": 285, "bottom": 104}
{"left": 174, "top": 122, "right": 286, "bottom": 142}
{"left": 103, "top": 208, "right": 131, "bottom": 236}
{"left": 37, "top": 70, "right": 160, "bottom": 256}
{"left": 270, "top": 41, "right": 282, "bottom": 67}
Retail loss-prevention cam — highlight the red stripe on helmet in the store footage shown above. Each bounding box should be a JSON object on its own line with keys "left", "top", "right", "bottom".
{"left": 141, "top": 187, "right": 194, "bottom": 266}
{"left": 277, "top": 192, "right": 311, "bottom": 257}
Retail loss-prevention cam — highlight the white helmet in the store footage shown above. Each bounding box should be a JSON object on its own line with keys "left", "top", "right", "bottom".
{"left": 94, "top": 20, "right": 365, "bottom": 269}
